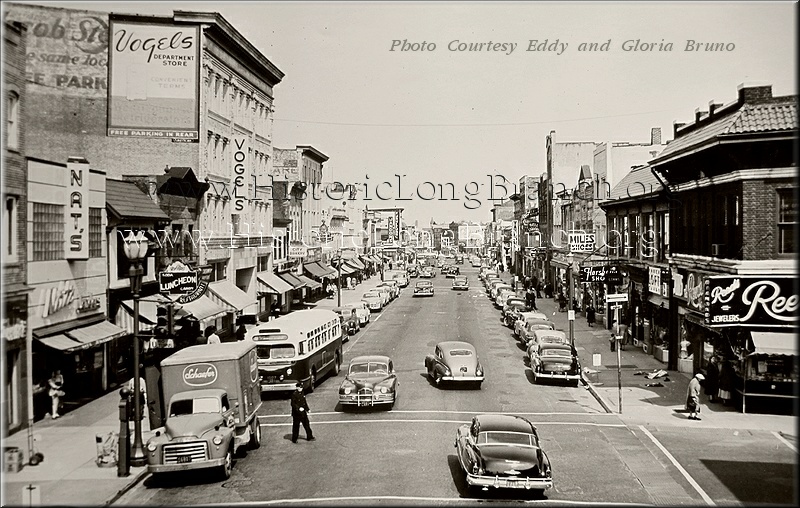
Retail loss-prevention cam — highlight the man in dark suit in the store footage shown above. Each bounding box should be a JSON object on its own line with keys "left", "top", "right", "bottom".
{"left": 290, "top": 382, "right": 315, "bottom": 443}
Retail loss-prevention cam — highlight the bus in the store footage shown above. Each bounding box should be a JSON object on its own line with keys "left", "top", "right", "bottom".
{"left": 245, "top": 309, "right": 343, "bottom": 393}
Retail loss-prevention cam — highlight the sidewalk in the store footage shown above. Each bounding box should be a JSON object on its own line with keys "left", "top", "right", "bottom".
{"left": 495, "top": 271, "right": 796, "bottom": 435}
{"left": 2, "top": 389, "right": 151, "bottom": 507}
{"left": 1, "top": 270, "right": 390, "bottom": 507}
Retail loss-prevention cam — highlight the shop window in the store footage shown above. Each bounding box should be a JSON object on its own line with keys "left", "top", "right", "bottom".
{"left": 3, "top": 196, "right": 18, "bottom": 262}
{"left": 89, "top": 208, "right": 103, "bottom": 258}
{"left": 32, "top": 202, "right": 64, "bottom": 261}
{"left": 777, "top": 189, "right": 797, "bottom": 254}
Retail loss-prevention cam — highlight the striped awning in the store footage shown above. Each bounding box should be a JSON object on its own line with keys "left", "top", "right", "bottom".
{"left": 176, "top": 296, "right": 229, "bottom": 322}
{"left": 116, "top": 295, "right": 174, "bottom": 334}
{"left": 316, "top": 262, "right": 338, "bottom": 277}
{"left": 207, "top": 281, "right": 257, "bottom": 315}
{"left": 339, "top": 264, "right": 356, "bottom": 276}
{"left": 346, "top": 258, "right": 365, "bottom": 270}
{"left": 304, "top": 262, "right": 329, "bottom": 279}
{"left": 296, "top": 274, "right": 322, "bottom": 290}
{"left": 257, "top": 272, "right": 293, "bottom": 295}
{"left": 279, "top": 272, "right": 306, "bottom": 289}
{"left": 36, "top": 320, "right": 127, "bottom": 352}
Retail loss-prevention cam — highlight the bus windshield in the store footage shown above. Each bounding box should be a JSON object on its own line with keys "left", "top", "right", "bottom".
{"left": 257, "top": 344, "right": 296, "bottom": 360}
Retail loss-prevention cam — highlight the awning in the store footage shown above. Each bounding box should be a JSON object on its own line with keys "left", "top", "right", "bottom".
{"left": 346, "top": 258, "right": 365, "bottom": 270}
{"left": 116, "top": 295, "right": 173, "bottom": 334}
{"left": 304, "top": 262, "right": 329, "bottom": 279}
{"left": 207, "top": 281, "right": 257, "bottom": 314}
{"left": 279, "top": 272, "right": 306, "bottom": 289}
{"left": 339, "top": 264, "right": 356, "bottom": 276}
{"left": 296, "top": 274, "right": 322, "bottom": 290}
{"left": 371, "top": 255, "right": 383, "bottom": 264}
{"left": 316, "top": 262, "right": 338, "bottom": 277}
{"left": 749, "top": 332, "right": 798, "bottom": 356}
{"left": 647, "top": 294, "right": 669, "bottom": 308}
{"left": 176, "top": 296, "right": 229, "bottom": 322}
{"left": 36, "top": 320, "right": 127, "bottom": 352}
{"left": 257, "top": 272, "right": 293, "bottom": 295}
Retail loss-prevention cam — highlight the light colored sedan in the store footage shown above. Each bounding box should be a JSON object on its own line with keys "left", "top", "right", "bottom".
{"left": 424, "top": 341, "right": 484, "bottom": 388}
{"left": 513, "top": 311, "right": 550, "bottom": 337}
{"left": 362, "top": 291, "right": 384, "bottom": 311}
{"left": 342, "top": 301, "right": 371, "bottom": 326}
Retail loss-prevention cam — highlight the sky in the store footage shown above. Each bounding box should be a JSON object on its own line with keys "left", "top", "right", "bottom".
{"left": 18, "top": 1, "right": 799, "bottom": 226}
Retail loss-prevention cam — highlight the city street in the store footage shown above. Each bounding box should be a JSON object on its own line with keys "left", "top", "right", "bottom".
{"left": 113, "top": 266, "right": 796, "bottom": 505}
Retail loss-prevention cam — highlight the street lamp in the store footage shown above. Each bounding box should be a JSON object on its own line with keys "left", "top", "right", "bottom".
{"left": 331, "top": 253, "right": 343, "bottom": 307}
{"left": 122, "top": 230, "right": 148, "bottom": 467}
{"left": 567, "top": 251, "right": 575, "bottom": 348}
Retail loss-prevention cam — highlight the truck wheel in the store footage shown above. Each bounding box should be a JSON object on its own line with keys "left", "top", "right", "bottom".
{"left": 249, "top": 418, "right": 262, "bottom": 449}
{"left": 220, "top": 447, "right": 232, "bottom": 480}
{"left": 307, "top": 369, "right": 317, "bottom": 393}
{"left": 332, "top": 353, "right": 341, "bottom": 376}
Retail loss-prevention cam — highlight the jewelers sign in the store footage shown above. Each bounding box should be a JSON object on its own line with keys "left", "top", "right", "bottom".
{"left": 704, "top": 276, "right": 799, "bottom": 328}
{"left": 107, "top": 16, "right": 200, "bottom": 139}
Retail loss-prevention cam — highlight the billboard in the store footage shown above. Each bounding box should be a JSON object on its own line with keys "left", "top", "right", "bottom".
{"left": 107, "top": 17, "right": 200, "bottom": 139}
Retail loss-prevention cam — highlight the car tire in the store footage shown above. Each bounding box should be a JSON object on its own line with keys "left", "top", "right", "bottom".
{"left": 532, "top": 370, "right": 539, "bottom": 384}
{"left": 220, "top": 446, "right": 233, "bottom": 480}
{"left": 307, "top": 369, "right": 317, "bottom": 393}
{"left": 249, "top": 417, "right": 261, "bottom": 449}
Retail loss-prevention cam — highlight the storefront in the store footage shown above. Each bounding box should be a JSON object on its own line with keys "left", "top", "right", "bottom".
{"left": 3, "top": 291, "right": 29, "bottom": 434}
{"left": 256, "top": 271, "right": 293, "bottom": 317}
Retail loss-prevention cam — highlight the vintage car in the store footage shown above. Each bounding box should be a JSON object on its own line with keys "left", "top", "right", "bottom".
{"left": 338, "top": 355, "right": 398, "bottom": 408}
{"left": 342, "top": 301, "right": 370, "bottom": 327}
{"left": 446, "top": 265, "right": 460, "bottom": 278}
{"left": 527, "top": 329, "right": 569, "bottom": 349}
{"left": 419, "top": 267, "right": 435, "bottom": 278}
{"left": 375, "top": 288, "right": 392, "bottom": 306}
{"left": 518, "top": 319, "right": 557, "bottom": 344}
{"left": 424, "top": 341, "right": 484, "bottom": 388}
{"left": 413, "top": 280, "right": 435, "bottom": 297}
{"left": 361, "top": 291, "right": 384, "bottom": 312}
{"left": 392, "top": 273, "right": 409, "bottom": 288}
{"left": 513, "top": 311, "right": 550, "bottom": 337}
{"left": 471, "top": 258, "right": 483, "bottom": 268}
{"left": 529, "top": 343, "right": 581, "bottom": 386}
{"left": 332, "top": 306, "right": 359, "bottom": 336}
{"left": 441, "top": 264, "right": 452, "bottom": 276}
{"left": 407, "top": 265, "right": 419, "bottom": 278}
{"left": 495, "top": 289, "right": 517, "bottom": 308}
{"left": 377, "top": 281, "right": 399, "bottom": 300}
{"left": 455, "top": 255, "right": 464, "bottom": 265}
{"left": 503, "top": 299, "right": 528, "bottom": 326}
{"left": 490, "top": 282, "right": 513, "bottom": 300}
{"left": 451, "top": 276, "right": 469, "bottom": 291}
{"left": 454, "top": 414, "right": 553, "bottom": 492}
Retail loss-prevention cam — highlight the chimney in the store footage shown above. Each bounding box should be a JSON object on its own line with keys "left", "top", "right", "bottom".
{"left": 694, "top": 108, "right": 708, "bottom": 123}
{"left": 650, "top": 127, "right": 662, "bottom": 145}
{"left": 708, "top": 100, "right": 724, "bottom": 117}
{"left": 673, "top": 121, "right": 686, "bottom": 137}
{"left": 737, "top": 82, "right": 773, "bottom": 104}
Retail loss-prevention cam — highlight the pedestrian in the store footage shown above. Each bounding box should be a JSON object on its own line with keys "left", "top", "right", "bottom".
{"left": 572, "top": 297, "right": 579, "bottom": 313}
{"left": 47, "top": 370, "right": 65, "bottom": 419}
{"left": 524, "top": 276, "right": 532, "bottom": 290}
{"left": 617, "top": 321, "right": 629, "bottom": 348}
{"left": 290, "top": 382, "right": 315, "bottom": 443}
{"left": 205, "top": 325, "right": 221, "bottom": 344}
{"left": 704, "top": 356, "right": 719, "bottom": 402}
{"left": 536, "top": 280, "right": 543, "bottom": 298}
{"left": 717, "top": 360, "right": 735, "bottom": 406}
{"left": 608, "top": 330, "right": 616, "bottom": 352}
{"left": 126, "top": 376, "right": 148, "bottom": 419}
{"left": 558, "top": 292, "right": 567, "bottom": 312}
{"left": 686, "top": 373, "right": 705, "bottom": 420}
{"left": 586, "top": 304, "right": 596, "bottom": 327}
{"left": 529, "top": 287, "right": 537, "bottom": 311}
{"left": 235, "top": 319, "right": 247, "bottom": 342}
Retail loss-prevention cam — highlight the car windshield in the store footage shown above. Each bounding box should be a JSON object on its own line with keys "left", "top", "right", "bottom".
{"left": 363, "top": 292, "right": 379, "bottom": 298}
{"left": 169, "top": 396, "right": 221, "bottom": 417}
{"left": 509, "top": 301, "right": 526, "bottom": 309}
{"left": 542, "top": 348, "right": 571, "bottom": 357}
{"left": 350, "top": 362, "right": 389, "bottom": 374}
{"left": 455, "top": 278, "right": 467, "bottom": 283}
{"left": 448, "top": 349, "right": 473, "bottom": 356}
{"left": 417, "top": 282, "right": 432, "bottom": 287}
{"left": 540, "top": 335, "right": 566, "bottom": 343}
{"left": 479, "top": 431, "right": 535, "bottom": 447}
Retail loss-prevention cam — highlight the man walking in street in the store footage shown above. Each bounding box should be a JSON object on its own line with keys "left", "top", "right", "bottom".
{"left": 290, "top": 382, "right": 315, "bottom": 443}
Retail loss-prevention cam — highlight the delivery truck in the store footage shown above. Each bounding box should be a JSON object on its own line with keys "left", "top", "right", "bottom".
{"left": 144, "top": 342, "right": 262, "bottom": 480}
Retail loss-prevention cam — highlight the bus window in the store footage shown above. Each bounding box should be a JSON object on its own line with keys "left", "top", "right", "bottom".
{"left": 257, "top": 344, "right": 295, "bottom": 360}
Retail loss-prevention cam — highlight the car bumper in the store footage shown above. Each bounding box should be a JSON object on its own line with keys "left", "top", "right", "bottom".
{"left": 441, "top": 375, "right": 484, "bottom": 382}
{"left": 147, "top": 457, "right": 226, "bottom": 474}
{"left": 465, "top": 473, "right": 553, "bottom": 490}
{"left": 452, "top": 286, "right": 469, "bottom": 290}
{"left": 339, "top": 394, "right": 394, "bottom": 406}
{"left": 536, "top": 371, "right": 580, "bottom": 380}
{"left": 260, "top": 382, "right": 297, "bottom": 392}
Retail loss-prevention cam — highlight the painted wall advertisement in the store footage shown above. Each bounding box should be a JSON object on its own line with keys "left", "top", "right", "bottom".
{"left": 107, "top": 17, "right": 200, "bottom": 139}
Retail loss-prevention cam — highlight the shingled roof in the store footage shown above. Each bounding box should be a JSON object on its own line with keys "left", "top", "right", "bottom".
{"left": 106, "top": 179, "right": 170, "bottom": 221}
{"left": 605, "top": 165, "right": 662, "bottom": 203}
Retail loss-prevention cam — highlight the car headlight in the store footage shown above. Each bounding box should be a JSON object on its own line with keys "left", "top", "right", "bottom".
{"left": 380, "top": 386, "right": 388, "bottom": 394}
{"left": 279, "top": 375, "right": 284, "bottom": 381}
{"left": 147, "top": 442, "right": 157, "bottom": 452}
{"left": 344, "top": 387, "right": 352, "bottom": 395}
{"left": 212, "top": 435, "right": 223, "bottom": 446}
{"left": 287, "top": 368, "right": 293, "bottom": 375}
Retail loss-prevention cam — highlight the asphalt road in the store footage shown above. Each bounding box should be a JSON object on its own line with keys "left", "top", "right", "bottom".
{"left": 115, "top": 265, "right": 797, "bottom": 506}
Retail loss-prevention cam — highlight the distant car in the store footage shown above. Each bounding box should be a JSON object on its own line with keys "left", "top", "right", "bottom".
{"left": 471, "top": 258, "right": 482, "bottom": 268}
{"left": 529, "top": 343, "right": 581, "bottom": 386}
{"left": 407, "top": 265, "right": 419, "bottom": 278}
{"left": 518, "top": 319, "right": 557, "bottom": 345}
{"left": 374, "top": 288, "right": 392, "bottom": 306}
{"left": 424, "top": 341, "right": 484, "bottom": 388}
{"left": 454, "top": 414, "right": 553, "bottom": 492}
{"left": 446, "top": 265, "right": 460, "bottom": 278}
{"left": 495, "top": 289, "right": 517, "bottom": 308}
{"left": 527, "top": 329, "right": 569, "bottom": 349}
{"left": 392, "top": 274, "right": 409, "bottom": 288}
{"left": 342, "top": 301, "right": 371, "bottom": 326}
{"left": 413, "top": 280, "right": 434, "bottom": 297}
{"left": 377, "top": 281, "right": 399, "bottom": 300}
{"left": 362, "top": 291, "right": 384, "bottom": 311}
{"left": 455, "top": 255, "right": 464, "bottom": 265}
{"left": 333, "top": 306, "right": 360, "bottom": 335}
{"left": 451, "top": 276, "right": 469, "bottom": 291}
{"left": 513, "top": 311, "right": 550, "bottom": 337}
{"left": 419, "top": 267, "right": 435, "bottom": 278}
{"left": 338, "top": 355, "right": 398, "bottom": 408}
{"left": 503, "top": 299, "right": 528, "bottom": 326}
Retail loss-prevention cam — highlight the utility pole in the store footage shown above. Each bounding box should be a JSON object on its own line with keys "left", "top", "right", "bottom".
{"left": 545, "top": 131, "right": 554, "bottom": 293}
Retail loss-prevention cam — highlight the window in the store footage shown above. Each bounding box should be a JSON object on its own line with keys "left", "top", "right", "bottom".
{"left": 32, "top": 203, "right": 64, "bottom": 261}
{"left": 778, "top": 189, "right": 797, "bottom": 254}
{"left": 3, "top": 197, "right": 18, "bottom": 261}
{"left": 208, "top": 260, "right": 227, "bottom": 282}
{"left": 258, "top": 255, "right": 269, "bottom": 272}
{"left": 89, "top": 208, "right": 103, "bottom": 258}
{"left": 7, "top": 92, "right": 19, "bottom": 151}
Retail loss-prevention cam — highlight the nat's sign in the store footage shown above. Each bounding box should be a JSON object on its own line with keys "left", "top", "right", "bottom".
{"left": 704, "top": 276, "right": 798, "bottom": 328}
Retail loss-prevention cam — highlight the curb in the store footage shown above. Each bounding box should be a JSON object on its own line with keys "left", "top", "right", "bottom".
{"left": 581, "top": 371, "right": 615, "bottom": 414}
{"left": 104, "top": 468, "right": 148, "bottom": 506}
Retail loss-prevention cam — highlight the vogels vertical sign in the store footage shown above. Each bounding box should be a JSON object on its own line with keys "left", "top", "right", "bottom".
{"left": 107, "top": 15, "right": 200, "bottom": 140}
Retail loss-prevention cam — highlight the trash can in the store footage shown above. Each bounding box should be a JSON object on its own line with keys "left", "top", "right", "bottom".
{"left": 4, "top": 447, "right": 24, "bottom": 473}
{"left": 95, "top": 432, "right": 118, "bottom": 467}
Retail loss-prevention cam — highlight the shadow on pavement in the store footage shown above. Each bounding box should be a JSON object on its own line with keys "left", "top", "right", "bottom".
{"left": 701, "top": 459, "right": 796, "bottom": 505}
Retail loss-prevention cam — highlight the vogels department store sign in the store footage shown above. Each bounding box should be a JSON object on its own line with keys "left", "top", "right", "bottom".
{"left": 704, "top": 276, "right": 798, "bottom": 328}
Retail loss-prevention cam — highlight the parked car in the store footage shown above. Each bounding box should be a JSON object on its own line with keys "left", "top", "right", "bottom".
{"left": 490, "top": 282, "right": 512, "bottom": 300}
{"left": 333, "top": 306, "right": 359, "bottom": 336}
{"left": 518, "top": 319, "right": 557, "bottom": 344}
{"left": 377, "top": 281, "right": 399, "bottom": 300}
{"left": 495, "top": 289, "right": 517, "bottom": 308}
{"left": 338, "top": 355, "right": 398, "bottom": 409}
{"left": 374, "top": 288, "right": 392, "bottom": 306}
{"left": 527, "top": 329, "right": 569, "bottom": 349}
{"left": 513, "top": 311, "right": 550, "bottom": 337}
{"left": 503, "top": 299, "right": 528, "bottom": 326}
{"left": 392, "top": 273, "right": 409, "bottom": 288}
{"left": 362, "top": 291, "right": 384, "bottom": 312}
{"left": 424, "top": 341, "right": 484, "bottom": 388}
{"left": 342, "top": 301, "right": 371, "bottom": 327}
{"left": 529, "top": 342, "right": 581, "bottom": 386}
{"left": 454, "top": 414, "right": 553, "bottom": 492}
{"left": 451, "top": 276, "right": 469, "bottom": 291}
{"left": 413, "top": 280, "right": 434, "bottom": 297}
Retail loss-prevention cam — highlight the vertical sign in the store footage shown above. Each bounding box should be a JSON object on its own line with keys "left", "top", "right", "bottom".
{"left": 233, "top": 135, "right": 249, "bottom": 211}
{"left": 107, "top": 17, "right": 200, "bottom": 139}
{"left": 648, "top": 266, "right": 662, "bottom": 296}
{"left": 65, "top": 158, "right": 90, "bottom": 259}
{"left": 511, "top": 220, "right": 519, "bottom": 260}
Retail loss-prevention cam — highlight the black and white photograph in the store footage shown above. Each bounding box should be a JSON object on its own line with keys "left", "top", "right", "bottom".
{"left": 1, "top": 0, "right": 797, "bottom": 505}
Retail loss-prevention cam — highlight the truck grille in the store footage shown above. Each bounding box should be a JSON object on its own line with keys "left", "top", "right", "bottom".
{"left": 163, "top": 442, "right": 208, "bottom": 464}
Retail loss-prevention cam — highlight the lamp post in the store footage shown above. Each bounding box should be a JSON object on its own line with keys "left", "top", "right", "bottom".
{"left": 122, "top": 230, "right": 148, "bottom": 467}
{"left": 332, "top": 253, "right": 342, "bottom": 307}
{"left": 567, "top": 252, "right": 575, "bottom": 348}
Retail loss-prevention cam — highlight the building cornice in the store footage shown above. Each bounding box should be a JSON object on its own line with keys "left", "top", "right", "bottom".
{"left": 667, "top": 167, "right": 796, "bottom": 193}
